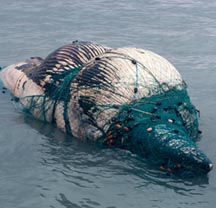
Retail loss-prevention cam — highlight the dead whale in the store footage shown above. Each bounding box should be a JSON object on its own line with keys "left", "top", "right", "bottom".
{"left": 0, "top": 41, "right": 213, "bottom": 174}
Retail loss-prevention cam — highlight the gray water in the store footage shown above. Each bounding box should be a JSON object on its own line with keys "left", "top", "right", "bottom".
{"left": 0, "top": 0, "right": 216, "bottom": 207}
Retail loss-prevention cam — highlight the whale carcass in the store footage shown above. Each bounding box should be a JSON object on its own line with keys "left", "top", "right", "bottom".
{"left": 0, "top": 41, "right": 213, "bottom": 174}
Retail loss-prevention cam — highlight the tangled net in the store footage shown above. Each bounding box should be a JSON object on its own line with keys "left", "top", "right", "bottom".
{"left": 2, "top": 41, "right": 212, "bottom": 173}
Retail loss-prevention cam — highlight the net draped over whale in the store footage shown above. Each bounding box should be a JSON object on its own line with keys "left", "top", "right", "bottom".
{"left": 3, "top": 41, "right": 211, "bottom": 173}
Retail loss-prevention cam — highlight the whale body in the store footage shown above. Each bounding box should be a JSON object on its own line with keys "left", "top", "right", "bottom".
{"left": 0, "top": 41, "right": 213, "bottom": 174}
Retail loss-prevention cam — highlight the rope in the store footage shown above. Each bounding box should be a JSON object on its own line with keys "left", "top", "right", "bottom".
{"left": 133, "top": 60, "right": 139, "bottom": 100}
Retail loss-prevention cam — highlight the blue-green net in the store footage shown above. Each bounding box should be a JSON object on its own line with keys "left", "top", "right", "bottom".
{"left": 3, "top": 44, "right": 212, "bottom": 174}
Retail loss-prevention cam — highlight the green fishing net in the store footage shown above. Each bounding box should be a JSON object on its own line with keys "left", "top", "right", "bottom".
{"left": 1, "top": 42, "right": 212, "bottom": 174}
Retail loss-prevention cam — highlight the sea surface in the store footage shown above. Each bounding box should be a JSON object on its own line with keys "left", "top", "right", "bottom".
{"left": 0, "top": 0, "right": 216, "bottom": 207}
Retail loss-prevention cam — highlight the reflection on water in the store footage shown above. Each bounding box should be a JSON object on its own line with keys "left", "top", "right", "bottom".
{"left": 21, "top": 115, "right": 211, "bottom": 208}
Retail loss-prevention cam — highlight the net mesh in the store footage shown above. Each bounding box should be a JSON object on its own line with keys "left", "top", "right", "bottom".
{"left": 7, "top": 44, "right": 212, "bottom": 173}
{"left": 19, "top": 47, "right": 200, "bottom": 144}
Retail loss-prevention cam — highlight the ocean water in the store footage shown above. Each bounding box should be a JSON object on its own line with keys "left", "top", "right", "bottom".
{"left": 0, "top": 0, "right": 216, "bottom": 207}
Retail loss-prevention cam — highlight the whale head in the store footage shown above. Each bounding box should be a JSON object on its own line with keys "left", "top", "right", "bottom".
{"left": 137, "top": 124, "right": 213, "bottom": 174}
